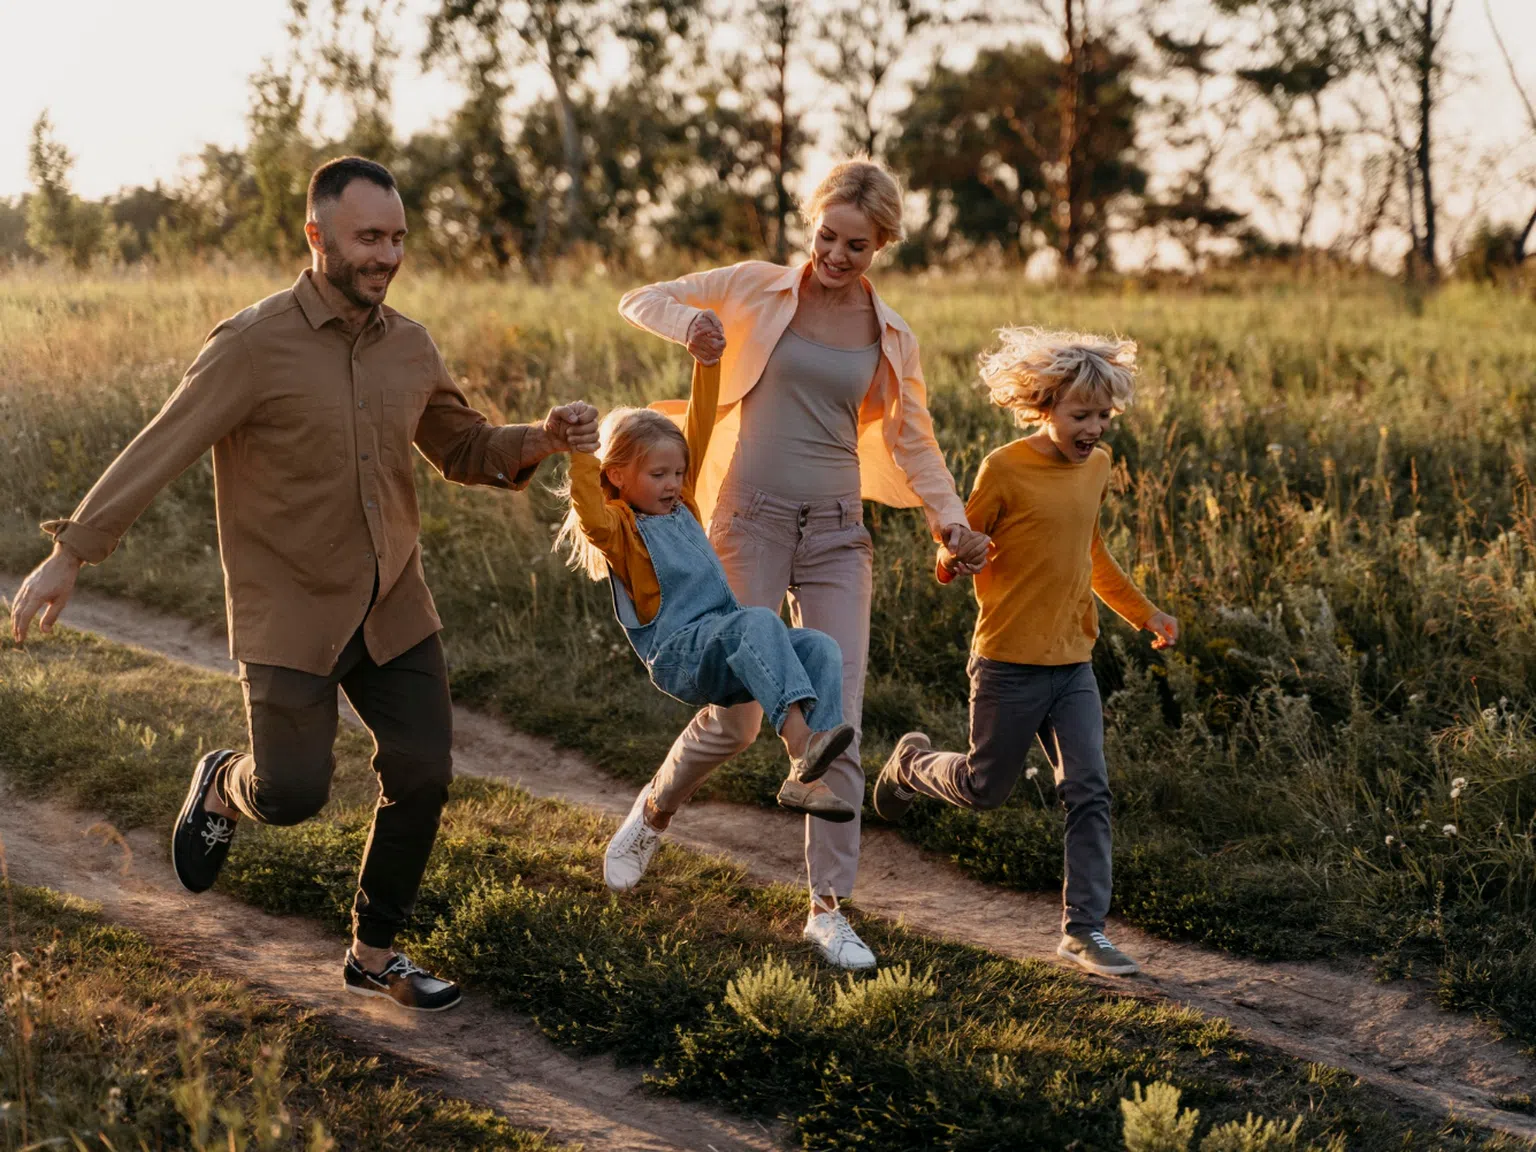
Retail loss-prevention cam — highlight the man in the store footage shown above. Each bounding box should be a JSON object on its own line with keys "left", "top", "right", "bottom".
{"left": 9, "top": 156, "right": 598, "bottom": 1013}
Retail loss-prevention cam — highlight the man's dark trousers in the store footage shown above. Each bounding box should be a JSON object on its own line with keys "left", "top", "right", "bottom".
{"left": 218, "top": 626, "right": 453, "bottom": 949}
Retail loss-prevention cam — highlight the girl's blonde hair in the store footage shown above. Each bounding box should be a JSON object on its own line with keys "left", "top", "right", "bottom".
{"left": 979, "top": 327, "right": 1138, "bottom": 426}
{"left": 555, "top": 407, "right": 688, "bottom": 581}
{"left": 801, "top": 157, "right": 906, "bottom": 246}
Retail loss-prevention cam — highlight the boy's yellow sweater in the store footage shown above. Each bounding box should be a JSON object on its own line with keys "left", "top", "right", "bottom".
{"left": 569, "top": 361, "right": 719, "bottom": 625}
{"left": 941, "top": 439, "right": 1156, "bottom": 666}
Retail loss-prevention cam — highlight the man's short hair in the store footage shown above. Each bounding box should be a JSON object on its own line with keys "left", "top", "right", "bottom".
{"left": 306, "top": 156, "right": 397, "bottom": 220}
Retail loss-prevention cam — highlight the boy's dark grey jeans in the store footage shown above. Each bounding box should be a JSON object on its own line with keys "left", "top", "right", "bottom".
{"left": 900, "top": 657, "right": 1112, "bottom": 933}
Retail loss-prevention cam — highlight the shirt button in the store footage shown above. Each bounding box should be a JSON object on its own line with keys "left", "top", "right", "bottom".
{"left": 367, "top": 499, "right": 377, "bottom": 509}
{"left": 496, "top": 472, "right": 505, "bottom": 481}
{"left": 360, "top": 452, "right": 370, "bottom": 461}
{"left": 358, "top": 399, "right": 367, "bottom": 409}
{"left": 365, "top": 552, "right": 374, "bottom": 561}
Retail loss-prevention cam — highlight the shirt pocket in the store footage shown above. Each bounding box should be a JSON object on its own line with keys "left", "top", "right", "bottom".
{"left": 245, "top": 396, "right": 346, "bottom": 480}
{"left": 381, "top": 388, "right": 433, "bottom": 475}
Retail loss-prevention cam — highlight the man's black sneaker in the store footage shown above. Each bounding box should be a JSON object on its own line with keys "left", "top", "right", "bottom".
{"left": 344, "top": 951, "right": 463, "bottom": 1012}
{"left": 872, "top": 732, "right": 929, "bottom": 822}
{"left": 171, "top": 749, "right": 242, "bottom": 894}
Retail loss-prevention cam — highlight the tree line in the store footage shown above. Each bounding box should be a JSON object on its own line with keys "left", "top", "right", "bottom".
{"left": 2, "top": 0, "right": 1531, "bottom": 280}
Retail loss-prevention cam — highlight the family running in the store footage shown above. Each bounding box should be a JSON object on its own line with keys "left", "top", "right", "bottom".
{"left": 9, "top": 154, "right": 1179, "bottom": 1013}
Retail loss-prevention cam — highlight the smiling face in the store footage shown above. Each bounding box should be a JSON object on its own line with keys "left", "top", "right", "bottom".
{"left": 1041, "top": 388, "right": 1117, "bottom": 464}
{"left": 307, "top": 178, "right": 408, "bottom": 312}
{"left": 810, "top": 201, "right": 884, "bottom": 289}
{"left": 608, "top": 439, "right": 688, "bottom": 516}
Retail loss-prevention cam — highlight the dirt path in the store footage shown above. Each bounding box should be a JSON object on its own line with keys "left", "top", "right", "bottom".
{"left": 0, "top": 785, "right": 778, "bottom": 1152}
{"left": 13, "top": 579, "right": 1536, "bottom": 1143}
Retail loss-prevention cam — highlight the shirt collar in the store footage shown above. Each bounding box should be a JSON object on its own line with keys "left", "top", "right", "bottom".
{"left": 292, "top": 269, "right": 387, "bottom": 334}
{"left": 766, "top": 260, "right": 912, "bottom": 337}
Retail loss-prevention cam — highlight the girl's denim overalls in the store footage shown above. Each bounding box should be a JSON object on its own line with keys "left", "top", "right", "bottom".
{"left": 609, "top": 503, "right": 844, "bottom": 734}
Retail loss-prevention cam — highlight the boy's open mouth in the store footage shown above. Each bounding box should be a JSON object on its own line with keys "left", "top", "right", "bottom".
{"left": 1074, "top": 438, "right": 1098, "bottom": 455}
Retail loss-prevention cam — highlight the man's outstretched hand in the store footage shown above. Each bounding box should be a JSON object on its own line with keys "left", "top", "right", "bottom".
{"left": 9, "top": 544, "right": 84, "bottom": 644}
{"left": 538, "top": 401, "right": 601, "bottom": 456}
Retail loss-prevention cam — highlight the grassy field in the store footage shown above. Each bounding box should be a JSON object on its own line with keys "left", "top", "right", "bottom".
{"left": 0, "top": 624, "right": 1518, "bottom": 1151}
{"left": 0, "top": 884, "right": 569, "bottom": 1152}
{"left": 1, "top": 264, "right": 1534, "bottom": 1055}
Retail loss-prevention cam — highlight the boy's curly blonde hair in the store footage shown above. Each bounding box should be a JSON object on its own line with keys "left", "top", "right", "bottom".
{"left": 979, "top": 326, "right": 1137, "bottom": 426}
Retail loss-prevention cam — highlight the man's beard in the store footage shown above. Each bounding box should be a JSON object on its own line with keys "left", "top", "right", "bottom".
{"left": 320, "top": 234, "right": 392, "bottom": 310}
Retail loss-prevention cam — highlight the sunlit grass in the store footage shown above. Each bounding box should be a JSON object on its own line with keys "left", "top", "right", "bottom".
{"left": 2, "top": 264, "right": 1535, "bottom": 1051}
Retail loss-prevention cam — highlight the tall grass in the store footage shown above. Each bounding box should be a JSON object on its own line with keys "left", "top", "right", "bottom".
{"left": 1, "top": 265, "right": 1534, "bottom": 1047}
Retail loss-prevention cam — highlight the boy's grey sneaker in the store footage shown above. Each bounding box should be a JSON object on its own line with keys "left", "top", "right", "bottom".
{"left": 344, "top": 950, "right": 462, "bottom": 1012}
{"left": 778, "top": 776, "right": 858, "bottom": 822}
{"left": 872, "top": 732, "right": 930, "bottom": 822}
{"left": 789, "top": 722, "right": 855, "bottom": 784}
{"left": 171, "top": 749, "right": 242, "bottom": 894}
{"left": 1057, "top": 929, "right": 1140, "bottom": 977}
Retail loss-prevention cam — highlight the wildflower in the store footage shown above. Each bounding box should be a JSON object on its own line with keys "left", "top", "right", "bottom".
{"left": 1385, "top": 835, "right": 1396, "bottom": 847}
{"left": 1481, "top": 705, "right": 1500, "bottom": 727}
{"left": 1442, "top": 823, "right": 1458, "bottom": 838}
{"left": 1025, "top": 766, "right": 1040, "bottom": 780}
{"left": 1450, "top": 776, "right": 1467, "bottom": 799}
{"left": 1407, "top": 693, "right": 1424, "bottom": 707}
{"left": 1266, "top": 443, "right": 1283, "bottom": 455}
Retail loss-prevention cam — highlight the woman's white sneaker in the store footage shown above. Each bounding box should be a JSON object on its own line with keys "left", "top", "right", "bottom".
{"left": 604, "top": 782, "right": 663, "bottom": 891}
{"left": 804, "top": 905, "right": 876, "bottom": 970}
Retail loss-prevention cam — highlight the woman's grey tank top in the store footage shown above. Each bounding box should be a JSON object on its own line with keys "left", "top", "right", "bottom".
{"left": 728, "top": 326, "right": 880, "bottom": 501}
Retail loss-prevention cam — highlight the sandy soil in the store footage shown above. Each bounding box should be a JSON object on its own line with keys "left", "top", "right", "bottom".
{"left": 8, "top": 577, "right": 1536, "bottom": 1143}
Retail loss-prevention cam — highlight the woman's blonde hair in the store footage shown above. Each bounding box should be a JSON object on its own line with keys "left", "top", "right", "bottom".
{"left": 554, "top": 407, "right": 688, "bottom": 581}
{"left": 801, "top": 157, "right": 906, "bottom": 246}
{"left": 979, "top": 327, "right": 1138, "bottom": 426}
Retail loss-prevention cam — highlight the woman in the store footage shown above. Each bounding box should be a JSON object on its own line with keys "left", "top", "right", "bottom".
{"left": 604, "top": 159, "right": 990, "bottom": 969}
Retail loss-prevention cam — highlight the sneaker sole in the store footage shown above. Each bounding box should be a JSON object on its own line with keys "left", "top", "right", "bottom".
{"left": 343, "top": 982, "right": 463, "bottom": 1012}
{"left": 872, "top": 734, "right": 929, "bottom": 822}
{"left": 872, "top": 768, "right": 916, "bottom": 823}
{"left": 799, "top": 724, "right": 855, "bottom": 785}
{"left": 777, "top": 782, "right": 857, "bottom": 822}
{"left": 171, "top": 750, "right": 235, "bottom": 894}
{"left": 1055, "top": 941, "right": 1140, "bottom": 977}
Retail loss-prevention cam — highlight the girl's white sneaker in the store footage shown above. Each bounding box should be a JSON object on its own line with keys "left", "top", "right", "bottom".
{"left": 803, "top": 906, "right": 876, "bottom": 970}
{"left": 604, "top": 783, "right": 662, "bottom": 891}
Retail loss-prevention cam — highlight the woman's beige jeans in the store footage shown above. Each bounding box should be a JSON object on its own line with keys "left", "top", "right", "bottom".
{"left": 649, "top": 478, "right": 873, "bottom": 901}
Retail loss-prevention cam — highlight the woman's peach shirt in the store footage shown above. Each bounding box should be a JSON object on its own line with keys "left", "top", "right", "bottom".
{"left": 618, "top": 260, "right": 968, "bottom": 535}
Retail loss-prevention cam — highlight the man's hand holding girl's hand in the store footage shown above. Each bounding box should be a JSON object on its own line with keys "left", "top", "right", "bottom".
{"left": 1145, "top": 611, "right": 1180, "bottom": 650}
{"left": 686, "top": 310, "right": 726, "bottom": 365}
{"left": 542, "top": 401, "right": 601, "bottom": 455}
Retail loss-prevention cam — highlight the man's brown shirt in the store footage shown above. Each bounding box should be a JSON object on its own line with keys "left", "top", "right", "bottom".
{"left": 45, "top": 271, "right": 536, "bottom": 674}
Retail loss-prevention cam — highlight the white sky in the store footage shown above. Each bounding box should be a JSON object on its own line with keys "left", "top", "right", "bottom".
{"left": 0, "top": 0, "right": 1532, "bottom": 224}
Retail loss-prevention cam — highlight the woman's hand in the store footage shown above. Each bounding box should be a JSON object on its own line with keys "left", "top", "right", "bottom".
{"left": 941, "top": 524, "right": 990, "bottom": 575}
{"left": 1145, "top": 612, "right": 1180, "bottom": 650}
{"left": 686, "top": 310, "right": 726, "bottom": 365}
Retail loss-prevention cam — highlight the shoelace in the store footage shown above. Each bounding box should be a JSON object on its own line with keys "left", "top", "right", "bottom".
{"left": 823, "top": 911, "right": 863, "bottom": 952}
{"left": 619, "top": 821, "right": 659, "bottom": 857}
{"left": 200, "top": 815, "right": 233, "bottom": 852}
{"left": 1088, "top": 931, "right": 1116, "bottom": 951}
{"left": 382, "top": 953, "right": 426, "bottom": 979}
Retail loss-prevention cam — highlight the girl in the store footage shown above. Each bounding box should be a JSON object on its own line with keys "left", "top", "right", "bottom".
{"left": 871, "top": 328, "right": 1179, "bottom": 978}
{"left": 556, "top": 360, "right": 858, "bottom": 893}
{"left": 615, "top": 158, "right": 989, "bottom": 971}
